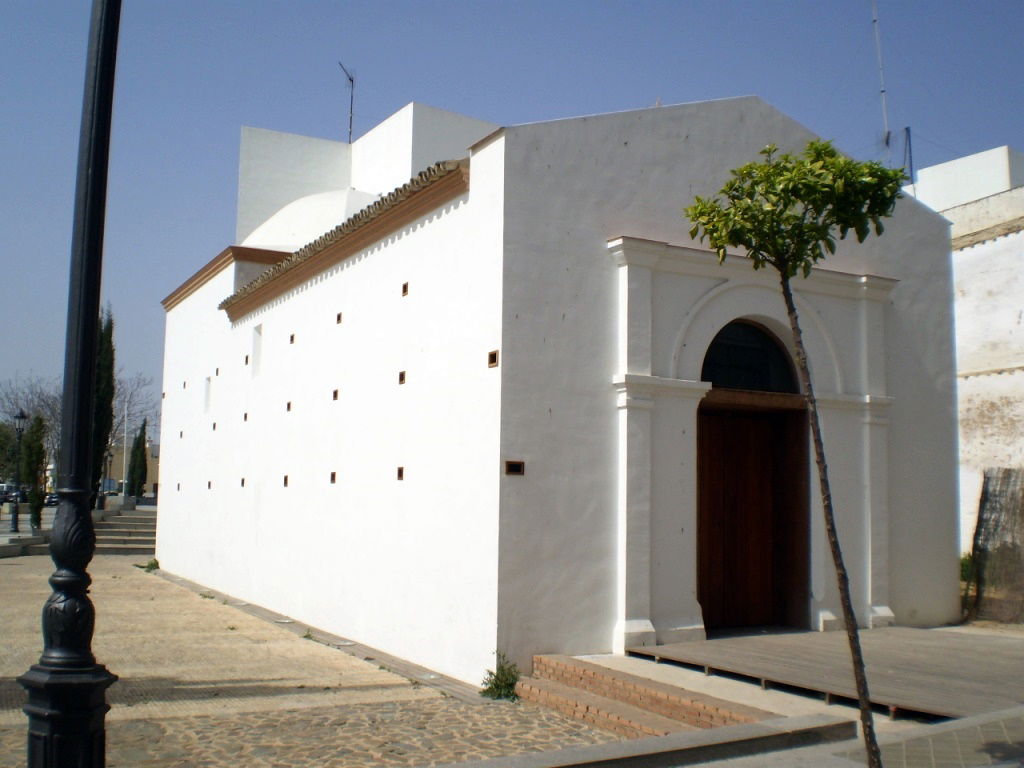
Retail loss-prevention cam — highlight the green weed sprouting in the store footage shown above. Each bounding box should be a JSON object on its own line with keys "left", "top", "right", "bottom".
{"left": 480, "top": 651, "right": 519, "bottom": 700}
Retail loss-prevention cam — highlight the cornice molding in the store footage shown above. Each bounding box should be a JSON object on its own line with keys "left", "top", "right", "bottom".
{"left": 613, "top": 374, "right": 711, "bottom": 399}
{"left": 161, "top": 246, "right": 288, "bottom": 312}
{"left": 220, "top": 160, "right": 469, "bottom": 322}
{"left": 606, "top": 235, "right": 898, "bottom": 301}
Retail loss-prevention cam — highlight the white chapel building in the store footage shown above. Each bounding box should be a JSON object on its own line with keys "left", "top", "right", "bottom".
{"left": 159, "top": 98, "right": 961, "bottom": 686}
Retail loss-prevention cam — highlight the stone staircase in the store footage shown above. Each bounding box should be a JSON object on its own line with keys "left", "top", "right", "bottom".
{"left": 516, "top": 654, "right": 771, "bottom": 739}
{"left": 94, "top": 508, "right": 157, "bottom": 555}
{"left": 22, "top": 507, "right": 157, "bottom": 557}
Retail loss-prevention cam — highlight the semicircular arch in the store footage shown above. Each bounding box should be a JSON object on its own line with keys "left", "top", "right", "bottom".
{"left": 670, "top": 280, "right": 843, "bottom": 395}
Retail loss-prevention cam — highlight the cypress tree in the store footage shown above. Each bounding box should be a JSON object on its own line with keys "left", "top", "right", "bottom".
{"left": 21, "top": 414, "right": 46, "bottom": 529}
{"left": 126, "top": 418, "right": 148, "bottom": 497}
{"left": 91, "top": 310, "right": 115, "bottom": 507}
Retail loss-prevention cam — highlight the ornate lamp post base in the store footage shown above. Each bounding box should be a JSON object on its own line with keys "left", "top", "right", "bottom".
{"left": 18, "top": 665, "right": 117, "bottom": 767}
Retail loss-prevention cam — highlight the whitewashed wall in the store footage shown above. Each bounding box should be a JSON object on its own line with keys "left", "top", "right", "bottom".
{"left": 955, "top": 230, "right": 1024, "bottom": 550}
{"left": 494, "top": 97, "right": 959, "bottom": 673}
{"left": 236, "top": 128, "right": 351, "bottom": 244}
{"left": 160, "top": 162, "right": 506, "bottom": 686}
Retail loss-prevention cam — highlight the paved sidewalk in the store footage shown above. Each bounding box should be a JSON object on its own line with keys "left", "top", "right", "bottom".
{"left": 0, "top": 555, "right": 619, "bottom": 767}
{"left": 698, "top": 707, "right": 1024, "bottom": 767}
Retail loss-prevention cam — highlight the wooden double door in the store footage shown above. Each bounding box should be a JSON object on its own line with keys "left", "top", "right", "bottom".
{"left": 697, "top": 397, "right": 809, "bottom": 632}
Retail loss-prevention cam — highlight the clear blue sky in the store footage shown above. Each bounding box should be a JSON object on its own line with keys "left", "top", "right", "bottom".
{"left": 3, "top": 1, "right": 1022, "bottom": 414}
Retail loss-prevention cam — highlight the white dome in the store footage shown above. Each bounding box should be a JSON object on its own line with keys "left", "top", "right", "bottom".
{"left": 241, "top": 188, "right": 379, "bottom": 251}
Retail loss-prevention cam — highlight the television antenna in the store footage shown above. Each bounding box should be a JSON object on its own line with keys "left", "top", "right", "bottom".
{"left": 338, "top": 61, "right": 355, "bottom": 143}
{"left": 871, "top": 0, "right": 891, "bottom": 164}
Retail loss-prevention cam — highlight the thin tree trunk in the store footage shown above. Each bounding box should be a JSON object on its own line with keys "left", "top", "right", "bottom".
{"left": 779, "top": 273, "right": 884, "bottom": 768}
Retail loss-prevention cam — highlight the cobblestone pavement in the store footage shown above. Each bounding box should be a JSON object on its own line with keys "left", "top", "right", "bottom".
{"left": 0, "top": 555, "right": 620, "bottom": 767}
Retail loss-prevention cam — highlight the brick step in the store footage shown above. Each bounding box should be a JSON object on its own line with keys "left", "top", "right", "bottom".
{"left": 530, "top": 654, "right": 771, "bottom": 730}
{"left": 515, "top": 676, "right": 693, "bottom": 739}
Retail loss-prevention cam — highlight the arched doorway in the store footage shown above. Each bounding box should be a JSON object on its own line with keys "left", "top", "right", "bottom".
{"left": 697, "top": 321, "right": 810, "bottom": 633}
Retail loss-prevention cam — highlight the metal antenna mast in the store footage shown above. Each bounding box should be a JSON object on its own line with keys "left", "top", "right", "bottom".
{"left": 338, "top": 61, "right": 354, "bottom": 143}
{"left": 871, "top": 0, "right": 891, "bottom": 164}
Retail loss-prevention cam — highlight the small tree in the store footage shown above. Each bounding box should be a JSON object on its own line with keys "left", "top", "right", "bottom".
{"left": 126, "top": 418, "right": 148, "bottom": 498}
{"left": 21, "top": 414, "right": 47, "bottom": 529}
{"left": 91, "top": 309, "right": 115, "bottom": 507}
{"left": 686, "top": 140, "right": 904, "bottom": 768}
{"left": 0, "top": 422, "right": 14, "bottom": 482}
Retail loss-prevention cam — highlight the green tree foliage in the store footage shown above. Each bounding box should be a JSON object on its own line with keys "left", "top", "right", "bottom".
{"left": 0, "top": 422, "right": 14, "bottom": 482}
{"left": 686, "top": 140, "right": 904, "bottom": 768}
{"left": 126, "top": 418, "right": 148, "bottom": 497}
{"left": 21, "top": 414, "right": 46, "bottom": 529}
{"left": 91, "top": 309, "right": 115, "bottom": 506}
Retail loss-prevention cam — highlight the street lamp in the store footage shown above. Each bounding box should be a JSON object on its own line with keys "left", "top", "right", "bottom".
{"left": 18, "top": 1, "right": 120, "bottom": 765}
{"left": 8, "top": 408, "right": 27, "bottom": 533}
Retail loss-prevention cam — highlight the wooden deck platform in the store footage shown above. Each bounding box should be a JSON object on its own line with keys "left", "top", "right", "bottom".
{"left": 628, "top": 627, "right": 1024, "bottom": 719}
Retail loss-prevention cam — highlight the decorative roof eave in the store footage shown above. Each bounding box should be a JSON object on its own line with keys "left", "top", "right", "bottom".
{"left": 162, "top": 246, "right": 289, "bottom": 312}
{"left": 219, "top": 159, "right": 470, "bottom": 322}
{"left": 952, "top": 214, "right": 1024, "bottom": 251}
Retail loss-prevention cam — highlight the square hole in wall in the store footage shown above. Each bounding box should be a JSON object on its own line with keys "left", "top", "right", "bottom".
{"left": 505, "top": 460, "right": 526, "bottom": 476}
{"left": 332, "top": 389, "right": 339, "bottom": 400}
{"left": 397, "top": 466, "right": 404, "bottom": 481}
{"left": 398, "top": 371, "right": 406, "bottom": 385}
{"left": 289, "top": 333, "right": 295, "bottom": 344}
{"left": 488, "top": 350, "right": 499, "bottom": 367}
{"left": 401, "top": 282, "right": 409, "bottom": 296}
{"left": 336, "top": 312, "right": 343, "bottom": 324}
{"left": 283, "top": 475, "right": 289, "bottom": 487}
{"left": 330, "top": 471, "right": 337, "bottom": 484}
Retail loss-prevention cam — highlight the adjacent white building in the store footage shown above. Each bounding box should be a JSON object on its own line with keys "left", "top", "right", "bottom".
{"left": 159, "top": 98, "right": 961, "bottom": 686}
{"left": 908, "top": 146, "right": 1024, "bottom": 552}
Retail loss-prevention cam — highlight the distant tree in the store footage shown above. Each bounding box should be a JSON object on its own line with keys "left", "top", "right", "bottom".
{"left": 126, "top": 418, "right": 148, "bottom": 497}
{"left": 91, "top": 309, "right": 115, "bottom": 507}
{"left": 0, "top": 422, "right": 14, "bottom": 482}
{"left": 114, "top": 372, "right": 159, "bottom": 444}
{"left": 0, "top": 376, "right": 62, "bottom": 470}
{"left": 0, "top": 372, "right": 158, "bottom": 483}
{"left": 686, "top": 140, "right": 904, "bottom": 768}
{"left": 21, "top": 414, "right": 46, "bottom": 529}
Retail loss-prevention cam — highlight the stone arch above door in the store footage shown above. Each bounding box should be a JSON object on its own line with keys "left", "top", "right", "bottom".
{"left": 670, "top": 280, "right": 844, "bottom": 395}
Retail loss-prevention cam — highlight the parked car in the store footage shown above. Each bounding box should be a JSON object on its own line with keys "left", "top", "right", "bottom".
{"left": 44, "top": 493, "right": 59, "bottom": 507}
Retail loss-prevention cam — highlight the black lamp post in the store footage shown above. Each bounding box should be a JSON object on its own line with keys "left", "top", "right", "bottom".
{"left": 8, "top": 408, "right": 27, "bottom": 533}
{"left": 18, "top": 1, "right": 121, "bottom": 765}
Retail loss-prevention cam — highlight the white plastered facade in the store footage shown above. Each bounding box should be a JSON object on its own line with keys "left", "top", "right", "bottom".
{"left": 160, "top": 98, "right": 960, "bottom": 686}
{"left": 908, "top": 147, "right": 1024, "bottom": 552}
